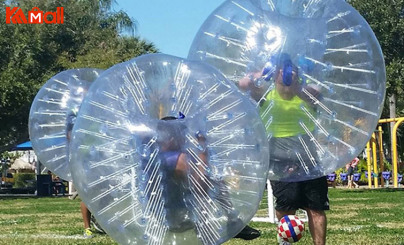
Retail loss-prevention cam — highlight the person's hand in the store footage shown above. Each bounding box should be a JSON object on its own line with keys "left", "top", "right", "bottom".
{"left": 238, "top": 71, "right": 266, "bottom": 101}
{"left": 297, "top": 84, "right": 322, "bottom": 106}
{"left": 238, "top": 71, "right": 263, "bottom": 90}
{"left": 195, "top": 131, "right": 206, "bottom": 142}
{"left": 301, "top": 85, "right": 320, "bottom": 98}
{"left": 195, "top": 131, "right": 207, "bottom": 153}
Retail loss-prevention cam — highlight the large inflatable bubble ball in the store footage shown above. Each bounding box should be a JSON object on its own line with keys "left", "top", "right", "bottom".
{"left": 29, "top": 69, "right": 103, "bottom": 181}
{"left": 69, "top": 53, "right": 269, "bottom": 245}
{"left": 188, "top": 0, "right": 386, "bottom": 181}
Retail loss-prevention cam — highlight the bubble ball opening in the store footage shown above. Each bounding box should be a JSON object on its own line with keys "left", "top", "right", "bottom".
{"left": 188, "top": 0, "right": 386, "bottom": 182}
{"left": 69, "top": 54, "right": 269, "bottom": 245}
{"left": 28, "top": 68, "right": 103, "bottom": 181}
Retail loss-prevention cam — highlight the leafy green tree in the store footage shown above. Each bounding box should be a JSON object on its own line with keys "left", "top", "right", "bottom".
{"left": 0, "top": 0, "right": 158, "bottom": 152}
{"left": 348, "top": 0, "right": 404, "bottom": 160}
{"left": 348, "top": 0, "right": 404, "bottom": 116}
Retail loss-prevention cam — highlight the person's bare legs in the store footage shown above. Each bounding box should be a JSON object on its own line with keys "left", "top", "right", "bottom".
{"left": 81, "top": 202, "right": 91, "bottom": 229}
{"left": 305, "top": 209, "right": 327, "bottom": 245}
{"left": 275, "top": 209, "right": 296, "bottom": 220}
{"left": 347, "top": 175, "right": 352, "bottom": 188}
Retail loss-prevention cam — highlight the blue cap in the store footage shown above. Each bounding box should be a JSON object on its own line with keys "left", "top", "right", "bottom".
{"left": 278, "top": 53, "right": 297, "bottom": 86}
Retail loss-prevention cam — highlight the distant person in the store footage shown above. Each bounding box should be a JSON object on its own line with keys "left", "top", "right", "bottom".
{"left": 51, "top": 175, "right": 65, "bottom": 196}
{"left": 346, "top": 157, "right": 359, "bottom": 189}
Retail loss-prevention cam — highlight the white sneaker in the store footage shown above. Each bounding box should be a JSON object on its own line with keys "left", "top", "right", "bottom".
{"left": 69, "top": 191, "right": 78, "bottom": 200}
{"left": 277, "top": 234, "right": 291, "bottom": 245}
{"left": 83, "top": 228, "right": 93, "bottom": 239}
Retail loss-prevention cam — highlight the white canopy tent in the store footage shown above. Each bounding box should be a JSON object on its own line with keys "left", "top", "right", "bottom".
{"left": 9, "top": 158, "right": 35, "bottom": 172}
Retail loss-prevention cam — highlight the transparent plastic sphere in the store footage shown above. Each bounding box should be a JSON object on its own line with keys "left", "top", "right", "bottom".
{"left": 188, "top": 0, "right": 386, "bottom": 181}
{"left": 69, "top": 54, "right": 269, "bottom": 245}
{"left": 29, "top": 68, "right": 103, "bottom": 181}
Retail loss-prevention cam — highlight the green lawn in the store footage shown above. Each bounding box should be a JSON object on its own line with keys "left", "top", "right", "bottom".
{"left": 0, "top": 188, "right": 403, "bottom": 245}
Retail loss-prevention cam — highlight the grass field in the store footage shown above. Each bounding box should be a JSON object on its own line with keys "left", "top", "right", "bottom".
{"left": 0, "top": 188, "right": 404, "bottom": 245}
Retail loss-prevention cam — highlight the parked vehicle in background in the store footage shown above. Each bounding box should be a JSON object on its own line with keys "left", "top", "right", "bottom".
{"left": 1, "top": 172, "right": 14, "bottom": 188}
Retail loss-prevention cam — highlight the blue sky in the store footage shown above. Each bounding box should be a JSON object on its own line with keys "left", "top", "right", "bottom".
{"left": 115, "top": 0, "right": 225, "bottom": 58}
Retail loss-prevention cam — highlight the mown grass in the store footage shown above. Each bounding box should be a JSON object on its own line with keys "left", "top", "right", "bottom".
{"left": 0, "top": 188, "right": 404, "bottom": 245}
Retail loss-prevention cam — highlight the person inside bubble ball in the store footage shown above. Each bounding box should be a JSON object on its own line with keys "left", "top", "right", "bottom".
{"left": 154, "top": 115, "right": 197, "bottom": 232}
{"left": 239, "top": 53, "right": 328, "bottom": 245}
{"left": 155, "top": 114, "right": 260, "bottom": 240}
{"left": 66, "top": 108, "right": 94, "bottom": 239}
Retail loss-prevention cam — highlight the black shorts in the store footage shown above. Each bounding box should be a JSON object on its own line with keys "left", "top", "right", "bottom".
{"left": 347, "top": 166, "right": 354, "bottom": 176}
{"left": 269, "top": 135, "right": 323, "bottom": 181}
{"left": 271, "top": 176, "right": 329, "bottom": 211}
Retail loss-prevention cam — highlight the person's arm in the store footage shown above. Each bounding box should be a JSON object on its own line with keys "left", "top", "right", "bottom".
{"left": 175, "top": 153, "right": 188, "bottom": 177}
{"left": 66, "top": 130, "right": 71, "bottom": 141}
{"left": 66, "top": 113, "right": 75, "bottom": 142}
{"left": 293, "top": 83, "right": 322, "bottom": 107}
{"left": 238, "top": 71, "right": 267, "bottom": 101}
{"left": 181, "top": 133, "right": 210, "bottom": 189}
{"left": 352, "top": 157, "right": 360, "bottom": 167}
{"left": 301, "top": 86, "right": 321, "bottom": 104}
{"left": 175, "top": 151, "right": 207, "bottom": 185}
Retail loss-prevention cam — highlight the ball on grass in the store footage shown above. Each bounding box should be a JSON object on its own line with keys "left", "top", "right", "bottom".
{"left": 278, "top": 215, "right": 305, "bottom": 243}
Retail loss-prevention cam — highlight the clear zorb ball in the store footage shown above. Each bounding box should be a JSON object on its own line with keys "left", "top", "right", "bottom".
{"left": 29, "top": 69, "right": 103, "bottom": 181}
{"left": 69, "top": 54, "right": 269, "bottom": 245}
{"left": 188, "top": 0, "right": 386, "bottom": 181}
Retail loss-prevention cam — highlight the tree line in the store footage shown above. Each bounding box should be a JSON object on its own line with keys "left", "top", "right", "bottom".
{"left": 0, "top": 0, "right": 157, "bottom": 152}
